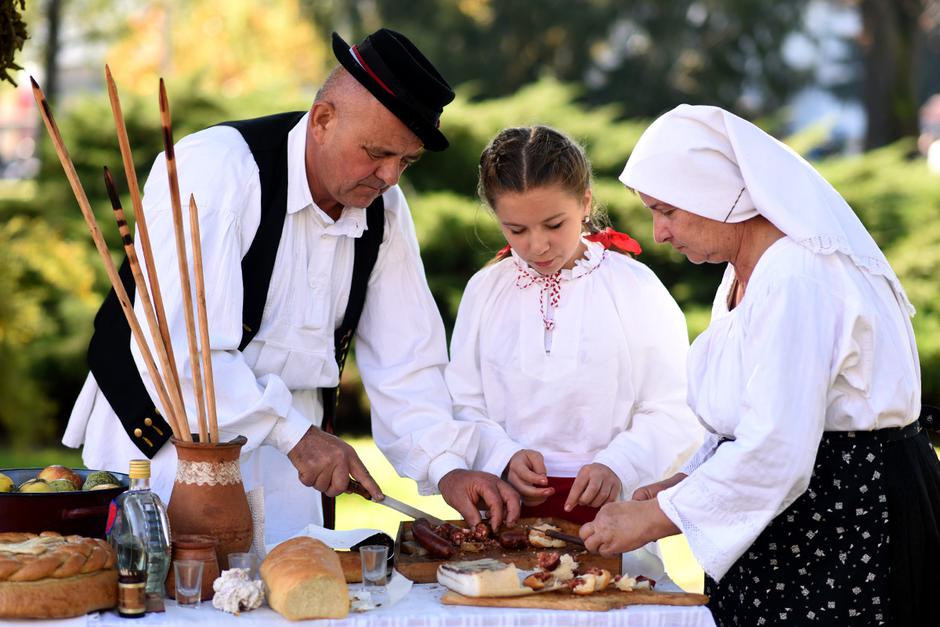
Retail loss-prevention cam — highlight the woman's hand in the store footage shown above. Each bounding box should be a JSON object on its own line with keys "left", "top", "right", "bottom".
{"left": 631, "top": 472, "right": 687, "bottom": 501}
{"left": 565, "top": 463, "right": 621, "bottom": 511}
{"left": 505, "top": 449, "right": 555, "bottom": 506}
{"left": 580, "top": 499, "right": 680, "bottom": 557}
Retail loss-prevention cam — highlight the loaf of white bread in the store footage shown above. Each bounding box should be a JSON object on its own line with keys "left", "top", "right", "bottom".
{"left": 260, "top": 537, "right": 349, "bottom": 620}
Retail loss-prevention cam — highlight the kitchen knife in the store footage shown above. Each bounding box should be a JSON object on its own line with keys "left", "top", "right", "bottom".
{"left": 526, "top": 525, "right": 586, "bottom": 548}
{"left": 346, "top": 479, "right": 448, "bottom": 527}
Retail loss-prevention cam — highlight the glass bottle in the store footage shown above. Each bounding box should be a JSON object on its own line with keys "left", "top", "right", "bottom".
{"left": 108, "top": 459, "right": 172, "bottom": 600}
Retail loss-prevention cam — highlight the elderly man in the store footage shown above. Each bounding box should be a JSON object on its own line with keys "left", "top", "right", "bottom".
{"left": 64, "top": 29, "right": 520, "bottom": 542}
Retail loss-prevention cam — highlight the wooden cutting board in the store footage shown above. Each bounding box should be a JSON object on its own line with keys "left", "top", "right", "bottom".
{"left": 394, "top": 518, "right": 620, "bottom": 584}
{"left": 441, "top": 588, "right": 709, "bottom": 611}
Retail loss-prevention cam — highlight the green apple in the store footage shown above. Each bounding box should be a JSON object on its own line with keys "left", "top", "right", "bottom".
{"left": 18, "top": 478, "right": 54, "bottom": 493}
{"left": 48, "top": 479, "right": 78, "bottom": 492}
{"left": 0, "top": 473, "right": 13, "bottom": 493}
{"left": 83, "top": 471, "right": 120, "bottom": 491}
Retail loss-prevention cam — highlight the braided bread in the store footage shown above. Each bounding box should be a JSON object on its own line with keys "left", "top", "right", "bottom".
{"left": 0, "top": 531, "right": 117, "bottom": 618}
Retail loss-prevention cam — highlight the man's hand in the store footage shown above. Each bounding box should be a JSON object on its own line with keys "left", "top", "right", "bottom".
{"left": 287, "top": 426, "right": 383, "bottom": 499}
{"left": 631, "top": 472, "right": 686, "bottom": 501}
{"left": 579, "top": 499, "right": 680, "bottom": 557}
{"left": 505, "top": 449, "right": 554, "bottom": 506}
{"left": 438, "top": 469, "right": 521, "bottom": 530}
{"left": 564, "top": 463, "right": 621, "bottom": 511}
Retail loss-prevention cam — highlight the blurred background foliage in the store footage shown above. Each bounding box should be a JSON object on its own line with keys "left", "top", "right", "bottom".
{"left": 0, "top": 0, "right": 939, "bottom": 446}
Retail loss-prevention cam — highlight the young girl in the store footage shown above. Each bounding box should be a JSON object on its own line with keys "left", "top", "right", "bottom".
{"left": 445, "top": 126, "right": 702, "bottom": 525}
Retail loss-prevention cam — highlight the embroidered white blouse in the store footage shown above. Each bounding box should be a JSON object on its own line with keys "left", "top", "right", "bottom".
{"left": 657, "top": 237, "right": 921, "bottom": 580}
{"left": 445, "top": 241, "right": 702, "bottom": 497}
{"left": 64, "top": 113, "right": 476, "bottom": 542}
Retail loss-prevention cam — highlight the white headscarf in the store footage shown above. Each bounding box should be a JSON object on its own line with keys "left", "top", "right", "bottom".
{"left": 619, "top": 104, "right": 914, "bottom": 315}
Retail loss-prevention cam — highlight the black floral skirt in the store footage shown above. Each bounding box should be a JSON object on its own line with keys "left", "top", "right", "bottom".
{"left": 705, "top": 421, "right": 940, "bottom": 626}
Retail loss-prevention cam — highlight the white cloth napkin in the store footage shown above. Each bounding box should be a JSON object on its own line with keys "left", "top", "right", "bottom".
{"left": 264, "top": 524, "right": 391, "bottom": 554}
{"left": 622, "top": 543, "right": 666, "bottom": 582}
{"left": 350, "top": 570, "right": 413, "bottom": 611}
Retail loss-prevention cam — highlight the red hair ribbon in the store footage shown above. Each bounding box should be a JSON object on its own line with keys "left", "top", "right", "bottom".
{"left": 585, "top": 227, "right": 642, "bottom": 255}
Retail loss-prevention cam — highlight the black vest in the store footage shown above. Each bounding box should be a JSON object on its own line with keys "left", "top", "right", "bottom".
{"left": 87, "top": 111, "right": 385, "bottom": 458}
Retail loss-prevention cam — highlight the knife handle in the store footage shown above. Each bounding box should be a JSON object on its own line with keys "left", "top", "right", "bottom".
{"left": 525, "top": 526, "right": 586, "bottom": 547}
{"left": 546, "top": 529, "right": 586, "bottom": 547}
{"left": 346, "top": 478, "right": 373, "bottom": 500}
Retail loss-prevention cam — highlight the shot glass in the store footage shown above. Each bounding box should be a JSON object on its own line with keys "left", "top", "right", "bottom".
{"left": 227, "top": 552, "right": 259, "bottom": 580}
{"left": 359, "top": 545, "right": 388, "bottom": 589}
{"left": 173, "top": 560, "right": 204, "bottom": 608}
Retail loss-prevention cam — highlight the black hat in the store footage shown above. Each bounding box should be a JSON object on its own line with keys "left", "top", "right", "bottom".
{"left": 332, "top": 29, "right": 455, "bottom": 151}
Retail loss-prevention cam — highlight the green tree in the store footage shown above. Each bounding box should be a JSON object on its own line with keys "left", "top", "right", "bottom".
{"left": 303, "top": 0, "right": 812, "bottom": 117}
{"left": 854, "top": 0, "right": 940, "bottom": 149}
{"left": 0, "top": 214, "right": 98, "bottom": 445}
{"left": 0, "top": 0, "right": 28, "bottom": 86}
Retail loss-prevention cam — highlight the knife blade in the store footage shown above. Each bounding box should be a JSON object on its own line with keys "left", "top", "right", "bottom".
{"left": 346, "top": 479, "right": 448, "bottom": 527}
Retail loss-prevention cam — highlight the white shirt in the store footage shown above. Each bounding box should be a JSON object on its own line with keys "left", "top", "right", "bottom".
{"left": 64, "top": 113, "right": 475, "bottom": 543}
{"left": 657, "top": 237, "right": 921, "bottom": 580}
{"left": 445, "top": 241, "right": 702, "bottom": 497}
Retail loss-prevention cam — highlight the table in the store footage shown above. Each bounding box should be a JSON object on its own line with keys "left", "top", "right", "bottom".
{"left": 23, "top": 584, "right": 714, "bottom": 627}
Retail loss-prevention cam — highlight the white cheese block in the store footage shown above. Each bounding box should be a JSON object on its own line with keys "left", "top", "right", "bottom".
{"left": 436, "top": 559, "right": 532, "bottom": 597}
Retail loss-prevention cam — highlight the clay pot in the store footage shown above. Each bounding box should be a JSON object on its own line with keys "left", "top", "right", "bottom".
{"left": 167, "top": 435, "right": 252, "bottom": 570}
{"left": 165, "top": 534, "right": 220, "bottom": 601}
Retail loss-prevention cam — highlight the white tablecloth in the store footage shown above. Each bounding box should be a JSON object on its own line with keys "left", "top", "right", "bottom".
{"left": 73, "top": 584, "right": 715, "bottom": 627}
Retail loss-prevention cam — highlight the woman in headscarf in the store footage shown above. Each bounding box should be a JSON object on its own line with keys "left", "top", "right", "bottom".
{"left": 579, "top": 104, "right": 940, "bottom": 626}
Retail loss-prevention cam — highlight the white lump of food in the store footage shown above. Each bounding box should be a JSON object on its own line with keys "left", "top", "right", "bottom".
{"left": 551, "top": 554, "right": 580, "bottom": 582}
{"left": 571, "top": 573, "right": 597, "bottom": 595}
{"left": 528, "top": 523, "right": 566, "bottom": 548}
{"left": 437, "top": 559, "right": 531, "bottom": 597}
{"left": 592, "top": 568, "right": 612, "bottom": 591}
{"left": 212, "top": 568, "right": 264, "bottom": 614}
{"left": 350, "top": 588, "right": 378, "bottom": 612}
{"left": 614, "top": 574, "right": 638, "bottom": 591}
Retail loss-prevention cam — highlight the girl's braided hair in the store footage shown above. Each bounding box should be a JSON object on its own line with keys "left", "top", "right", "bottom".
{"left": 478, "top": 126, "right": 607, "bottom": 262}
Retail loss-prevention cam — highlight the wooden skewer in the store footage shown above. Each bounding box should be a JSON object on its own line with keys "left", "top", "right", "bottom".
{"left": 188, "top": 194, "right": 219, "bottom": 442}
{"left": 104, "top": 65, "right": 186, "bottom": 425}
{"left": 29, "top": 76, "right": 187, "bottom": 442}
{"left": 159, "top": 78, "right": 209, "bottom": 444}
{"left": 103, "top": 166, "right": 190, "bottom": 441}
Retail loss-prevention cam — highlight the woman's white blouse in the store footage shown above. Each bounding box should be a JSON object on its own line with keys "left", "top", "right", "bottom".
{"left": 657, "top": 237, "right": 921, "bottom": 580}
{"left": 445, "top": 241, "right": 702, "bottom": 496}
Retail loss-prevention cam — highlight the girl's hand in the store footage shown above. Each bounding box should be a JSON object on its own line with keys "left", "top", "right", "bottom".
{"left": 631, "top": 472, "right": 687, "bottom": 501}
{"left": 565, "top": 463, "right": 621, "bottom": 511}
{"left": 505, "top": 449, "right": 555, "bottom": 506}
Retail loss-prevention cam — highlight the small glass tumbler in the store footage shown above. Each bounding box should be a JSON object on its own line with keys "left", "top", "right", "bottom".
{"left": 359, "top": 545, "right": 388, "bottom": 588}
{"left": 173, "top": 560, "right": 204, "bottom": 608}
{"left": 227, "top": 552, "right": 259, "bottom": 580}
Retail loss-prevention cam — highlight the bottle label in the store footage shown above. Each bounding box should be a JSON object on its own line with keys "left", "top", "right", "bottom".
{"left": 118, "top": 580, "right": 147, "bottom": 616}
{"left": 106, "top": 500, "right": 118, "bottom": 535}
